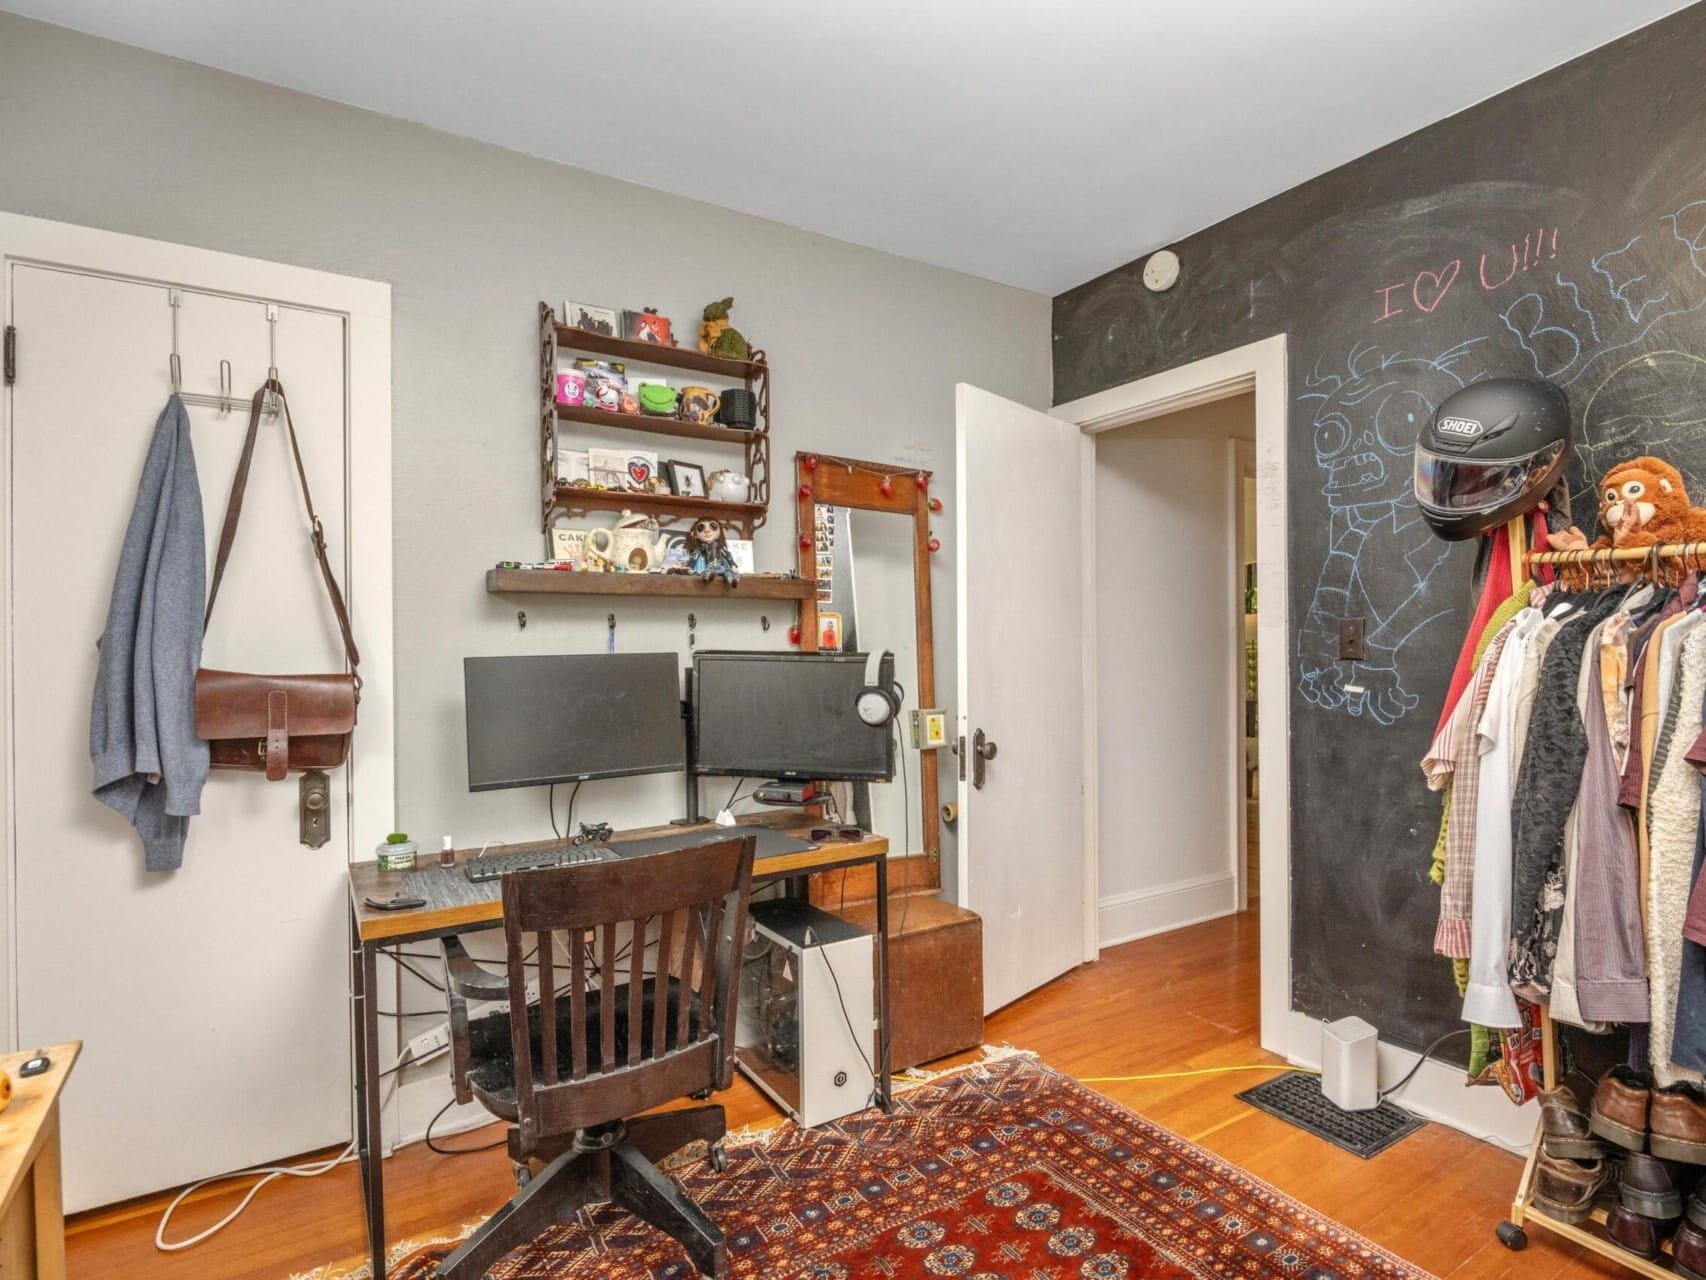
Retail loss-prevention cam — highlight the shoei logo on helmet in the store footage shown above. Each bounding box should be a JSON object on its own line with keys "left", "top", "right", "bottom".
{"left": 1437, "top": 416, "right": 1483, "bottom": 439}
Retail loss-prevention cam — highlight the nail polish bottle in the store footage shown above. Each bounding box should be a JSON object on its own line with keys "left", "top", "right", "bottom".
{"left": 440, "top": 834, "right": 456, "bottom": 869}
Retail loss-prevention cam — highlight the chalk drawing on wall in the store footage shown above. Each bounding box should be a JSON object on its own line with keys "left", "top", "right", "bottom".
{"left": 1294, "top": 340, "right": 1477, "bottom": 724}
{"left": 1297, "top": 195, "right": 1706, "bottom": 726}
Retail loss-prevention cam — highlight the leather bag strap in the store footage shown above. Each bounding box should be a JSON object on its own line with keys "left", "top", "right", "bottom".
{"left": 203, "top": 379, "right": 362, "bottom": 681}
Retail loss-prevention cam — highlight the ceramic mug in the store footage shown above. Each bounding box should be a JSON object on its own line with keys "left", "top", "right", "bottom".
{"left": 679, "top": 386, "right": 722, "bottom": 425}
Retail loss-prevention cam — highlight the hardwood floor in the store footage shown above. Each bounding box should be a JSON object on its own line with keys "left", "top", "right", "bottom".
{"left": 67, "top": 908, "right": 1588, "bottom": 1280}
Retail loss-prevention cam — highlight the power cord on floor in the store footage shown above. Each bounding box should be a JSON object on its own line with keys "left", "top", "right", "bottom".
{"left": 425, "top": 1097, "right": 506, "bottom": 1155}
{"left": 153, "top": 1065, "right": 405, "bottom": 1253}
{"left": 1377, "top": 1027, "right": 1470, "bottom": 1101}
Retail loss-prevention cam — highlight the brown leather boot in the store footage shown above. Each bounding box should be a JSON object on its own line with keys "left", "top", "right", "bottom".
{"left": 1540, "top": 1083, "right": 1609, "bottom": 1159}
{"left": 1592, "top": 1065, "right": 1653, "bottom": 1152}
{"left": 1673, "top": 1216, "right": 1706, "bottom": 1280}
{"left": 1620, "top": 1151, "right": 1687, "bottom": 1219}
{"left": 1606, "top": 1202, "right": 1674, "bottom": 1259}
{"left": 1652, "top": 1082, "right": 1706, "bottom": 1164}
{"left": 1533, "top": 1150, "right": 1614, "bottom": 1224}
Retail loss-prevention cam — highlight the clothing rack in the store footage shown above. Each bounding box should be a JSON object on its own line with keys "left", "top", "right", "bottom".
{"left": 1495, "top": 518, "right": 1686, "bottom": 1277}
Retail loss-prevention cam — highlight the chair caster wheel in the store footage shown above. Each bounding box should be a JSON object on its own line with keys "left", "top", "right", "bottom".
{"left": 709, "top": 1143, "right": 728, "bottom": 1173}
{"left": 512, "top": 1161, "right": 532, "bottom": 1188}
{"left": 1495, "top": 1221, "right": 1527, "bottom": 1251}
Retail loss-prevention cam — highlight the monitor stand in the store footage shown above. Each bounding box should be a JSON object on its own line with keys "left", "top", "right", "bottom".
{"left": 672, "top": 689, "right": 703, "bottom": 826}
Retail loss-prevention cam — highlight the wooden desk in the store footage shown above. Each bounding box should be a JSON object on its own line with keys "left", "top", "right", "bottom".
{"left": 345, "top": 816, "right": 889, "bottom": 1280}
{"left": 0, "top": 1041, "right": 79, "bottom": 1280}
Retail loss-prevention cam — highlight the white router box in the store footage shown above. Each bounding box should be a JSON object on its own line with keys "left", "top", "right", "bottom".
{"left": 1320, "top": 1016, "right": 1380, "bottom": 1111}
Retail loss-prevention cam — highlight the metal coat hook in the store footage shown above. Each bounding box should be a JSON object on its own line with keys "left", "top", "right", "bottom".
{"left": 266, "top": 304, "right": 279, "bottom": 381}
{"left": 517, "top": 610, "right": 527, "bottom": 630}
{"left": 607, "top": 612, "right": 617, "bottom": 654}
{"left": 218, "top": 359, "right": 233, "bottom": 415}
{"left": 688, "top": 612, "right": 698, "bottom": 651}
{"left": 760, "top": 615, "right": 771, "bottom": 632}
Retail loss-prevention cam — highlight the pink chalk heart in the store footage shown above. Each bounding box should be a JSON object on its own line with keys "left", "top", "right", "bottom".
{"left": 1413, "top": 260, "right": 1461, "bottom": 313}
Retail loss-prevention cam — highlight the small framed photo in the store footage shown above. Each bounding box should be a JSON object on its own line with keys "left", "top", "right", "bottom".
{"left": 727, "top": 538, "right": 755, "bottom": 574}
{"left": 550, "top": 527, "right": 589, "bottom": 567}
{"left": 553, "top": 446, "right": 590, "bottom": 488}
{"left": 587, "top": 447, "right": 630, "bottom": 490}
{"left": 666, "top": 460, "right": 707, "bottom": 498}
{"left": 818, "top": 612, "right": 844, "bottom": 653}
{"left": 563, "top": 301, "right": 618, "bottom": 336}
{"left": 622, "top": 308, "right": 673, "bottom": 346}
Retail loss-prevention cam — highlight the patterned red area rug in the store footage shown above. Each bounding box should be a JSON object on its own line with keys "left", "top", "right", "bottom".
{"left": 361, "top": 1054, "right": 1434, "bottom": 1280}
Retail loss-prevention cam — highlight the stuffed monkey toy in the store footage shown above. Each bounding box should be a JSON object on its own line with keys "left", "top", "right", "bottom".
{"left": 1548, "top": 456, "right": 1706, "bottom": 588}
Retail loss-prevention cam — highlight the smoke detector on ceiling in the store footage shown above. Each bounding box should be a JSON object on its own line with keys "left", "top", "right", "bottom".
{"left": 1143, "top": 249, "right": 1180, "bottom": 293}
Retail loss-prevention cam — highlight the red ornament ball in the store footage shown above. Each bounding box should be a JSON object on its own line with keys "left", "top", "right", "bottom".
{"left": 798, "top": 535, "right": 813, "bottom": 550}
{"left": 916, "top": 473, "right": 929, "bottom": 491}
{"left": 929, "top": 497, "right": 943, "bottom": 513}
{"left": 879, "top": 476, "right": 894, "bottom": 497}
{"left": 798, "top": 484, "right": 812, "bottom": 500}
{"left": 803, "top": 454, "right": 819, "bottom": 471}
{"left": 928, "top": 536, "right": 941, "bottom": 553}
{"left": 788, "top": 626, "right": 801, "bottom": 646}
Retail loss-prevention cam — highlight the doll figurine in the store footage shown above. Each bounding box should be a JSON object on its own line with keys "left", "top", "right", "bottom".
{"left": 681, "top": 517, "right": 739, "bottom": 586}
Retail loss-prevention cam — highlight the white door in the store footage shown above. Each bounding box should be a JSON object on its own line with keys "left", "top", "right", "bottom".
{"left": 7, "top": 264, "right": 355, "bottom": 1209}
{"left": 955, "top": 385, "right": 1086, "bottom": 1012}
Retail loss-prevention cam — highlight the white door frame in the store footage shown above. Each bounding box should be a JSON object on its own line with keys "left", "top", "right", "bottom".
{"left": 0, "top": 211, "right": 394, "bottom": 1045}
{"left": 1053, "top": 334, "right": 1290, "bottom": 1055}
{"left": 1054, "top": 334, "right": 1535, "bottom": 1151}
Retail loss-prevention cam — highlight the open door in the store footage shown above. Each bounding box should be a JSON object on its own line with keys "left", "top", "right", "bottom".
{"left": 955, "top": 384, "right": 1086, "bottom": 1013}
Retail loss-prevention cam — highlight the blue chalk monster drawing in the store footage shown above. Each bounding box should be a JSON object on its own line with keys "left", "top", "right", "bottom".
{"left": 1296, "top": 341, "right": 1478, "bottom": 724}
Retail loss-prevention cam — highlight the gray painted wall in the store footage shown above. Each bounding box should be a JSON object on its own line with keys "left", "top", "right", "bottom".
{"left": 0, "top": 13, "right": 1051, "bottom": 891}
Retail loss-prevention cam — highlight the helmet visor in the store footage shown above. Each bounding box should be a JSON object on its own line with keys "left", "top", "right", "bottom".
{"left": 1414, "top": 440, "right": 1564, "bottom": 512}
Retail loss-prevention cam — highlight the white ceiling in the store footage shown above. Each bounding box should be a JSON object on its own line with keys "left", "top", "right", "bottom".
{"left": 3, "top": 1, "right": 1693, "bottom": 293}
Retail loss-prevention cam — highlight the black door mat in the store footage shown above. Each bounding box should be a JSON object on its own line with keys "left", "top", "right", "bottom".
{"left": 1235, "top": 1070, "right": 1424, "bottom": 1159}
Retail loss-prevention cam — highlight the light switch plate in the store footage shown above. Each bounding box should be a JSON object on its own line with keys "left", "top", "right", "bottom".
{"left": 1338, "top": 618, "right": 1367, "bottom": 662}
{"left": 910, "top": 708, "right": 949, "bottom": 749}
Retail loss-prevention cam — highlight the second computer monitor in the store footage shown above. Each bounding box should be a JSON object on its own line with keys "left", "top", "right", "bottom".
{"left": 691, "top": 650, "right": 895, "bottom": 783}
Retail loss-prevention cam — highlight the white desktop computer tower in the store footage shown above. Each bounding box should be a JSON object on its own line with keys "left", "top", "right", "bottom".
{"left": 735, "top": 900, "right": 876, "bottom": 1128}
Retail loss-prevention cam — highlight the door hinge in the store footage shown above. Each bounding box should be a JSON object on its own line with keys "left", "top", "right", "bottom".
{"left": 3, "top": 326, "right": 14, "bottom": 386}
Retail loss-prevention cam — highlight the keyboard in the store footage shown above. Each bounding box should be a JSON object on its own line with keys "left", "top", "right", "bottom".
{"left": 463, "top": 843, "right": 616, "bottom": 884}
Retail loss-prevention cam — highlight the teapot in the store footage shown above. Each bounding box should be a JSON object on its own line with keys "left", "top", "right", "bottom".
{"left": 586, "top": 511, "right": 670, "bottom": 572}
{"left": 706, "top": 469, "right": 751, "bottom": 504}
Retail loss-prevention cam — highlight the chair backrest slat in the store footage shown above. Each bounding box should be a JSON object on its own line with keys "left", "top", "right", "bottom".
{"left": 495, "top": 836, "right": 756, "bottom": 1141}
{"left": 675, "top": 903, "right": 700, "bottom": 1045}
{"left": 626, "top": 915, "right": 647, "bottom": 1068}
{"left": 652, "top": 908, "right": 676, "bottom": 1061}
{"left": 569, "top": 927, "right": 588, "bottom": 1080}
{"left": 599, "top": 923, "right": 617, "bottom": 1073}
{"left": 537, "top": 929, "right": 557, "bottom": 1085}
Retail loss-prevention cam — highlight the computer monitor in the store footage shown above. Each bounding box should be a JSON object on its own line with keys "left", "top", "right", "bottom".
{"left": 691, "top": 651, "right": 895, "bottom": 783}
{"left": 463, "top": 653, "right": 686, "bottom": 792}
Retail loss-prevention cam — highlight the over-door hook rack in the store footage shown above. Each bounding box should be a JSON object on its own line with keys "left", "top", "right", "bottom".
{"left": 165, "top": 289, "right": 281, "bottom": 418}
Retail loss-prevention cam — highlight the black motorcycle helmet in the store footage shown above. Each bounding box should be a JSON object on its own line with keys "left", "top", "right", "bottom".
{"left": 1413, "top": 377, "right": 1571, "bottom": 540}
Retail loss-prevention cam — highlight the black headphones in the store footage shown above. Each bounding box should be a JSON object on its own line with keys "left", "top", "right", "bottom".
{"left": 854, "top": 650, "right": 900, "bottom": 727}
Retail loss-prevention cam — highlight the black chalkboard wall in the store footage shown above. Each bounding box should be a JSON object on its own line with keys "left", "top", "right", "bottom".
{"left": 1052, "top": 5, "right": 1706, "bottom": 1055}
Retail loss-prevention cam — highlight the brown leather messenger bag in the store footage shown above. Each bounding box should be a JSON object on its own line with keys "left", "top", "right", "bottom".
{"left": 195, "top": 379, "right": 360, "bottom": 780}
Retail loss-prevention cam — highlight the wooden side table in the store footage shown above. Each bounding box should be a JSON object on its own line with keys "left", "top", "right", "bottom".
{"left": 0, "top": 1041, "right": 80, "bottom": 1279}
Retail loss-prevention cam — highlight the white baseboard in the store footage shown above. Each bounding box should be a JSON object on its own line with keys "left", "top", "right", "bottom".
{"left": 1277, "top": 1009, "right": 1534, "bottom": 1153}
{"left": 1098, "top": 872, "right": 1237, "bottom": 948}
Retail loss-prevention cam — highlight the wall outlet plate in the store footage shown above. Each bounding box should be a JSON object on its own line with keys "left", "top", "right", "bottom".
{"left": 909, "top": 708, "right": 948, "bottom": 749}
{"left": 1337, "top": 618, "right": 1367, "bottom": 661}
{"left": 407, "top": 1022, "right": 451, "bottom": 1064}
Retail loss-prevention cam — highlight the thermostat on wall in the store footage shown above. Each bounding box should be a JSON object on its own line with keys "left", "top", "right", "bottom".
{"left": 909, "top": 709, "right": 948, "bottom": 750}
{"left": 1143, "top": 248, "right": 1180, "bottom": 292}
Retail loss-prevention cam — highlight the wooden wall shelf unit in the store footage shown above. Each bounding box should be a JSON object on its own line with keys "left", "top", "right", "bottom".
{"left": 486, "top": 568, "right": 813, "bottom": 600}
{"left": 541, "top": 303, "right": 771, "bottom": 538}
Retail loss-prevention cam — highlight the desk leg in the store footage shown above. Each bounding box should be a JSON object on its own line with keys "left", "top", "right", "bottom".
{"left": 32, "top": 1102, "right": 65, "bottom": 1280}
{"left": 351, "top": 915, "right": 386, "bottom": 1278}
{"left": 875, "top": 859, "right": 893, "bottom": 1113}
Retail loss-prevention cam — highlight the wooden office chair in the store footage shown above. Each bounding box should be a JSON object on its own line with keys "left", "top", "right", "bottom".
{"left": 435, "top": 834, "right": 756, "bottom": 1279}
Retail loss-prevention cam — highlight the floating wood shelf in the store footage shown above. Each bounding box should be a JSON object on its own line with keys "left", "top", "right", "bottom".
{"left": 548, "top": 484, "right": 765, "bottom": 529}
{"left": 554, "top": 324, "right": 765, "bottom": 381}
{"left": 553, "top": 402, "right": 759, "bottom": 445}
{"left": 487, "top": 568, "right": 814, "bottom": 600}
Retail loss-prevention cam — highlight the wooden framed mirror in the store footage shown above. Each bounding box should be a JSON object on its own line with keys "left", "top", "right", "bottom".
{"left": 793, "top": 452, "right": 940, "bottom": 888}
